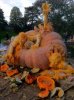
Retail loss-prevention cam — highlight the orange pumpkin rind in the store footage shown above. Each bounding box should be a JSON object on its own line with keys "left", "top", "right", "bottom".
{"left": 6, "top": 69, "right": 18, "bottom": 77}
{"left": 37, "top": 75, "right": 55, "bottom": 90}
{"left": 38, "top": 89, "right": 49, "bottom": 98}
{"left": 0, "top": 64, "right": 9, "bottom": 72}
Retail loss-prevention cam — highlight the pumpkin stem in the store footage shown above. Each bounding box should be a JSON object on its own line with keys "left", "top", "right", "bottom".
{"left": 42, "top": 3, "right": 51, "bottom": 30}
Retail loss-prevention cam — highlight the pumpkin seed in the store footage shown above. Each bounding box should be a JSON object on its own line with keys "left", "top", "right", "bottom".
{"left": 21, "top": 71, "right": 29, "bottom": 79}
{"left": 31, "top": 68, "right": 40, "bottom": 73}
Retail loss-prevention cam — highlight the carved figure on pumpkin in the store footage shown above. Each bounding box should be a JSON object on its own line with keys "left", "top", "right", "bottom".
{"left": 4, "top": 32, "right": 27, "bottom": 64}
{"left": 4, "top": 30, "right": 41, "bottom": 64}
{"left": 49, "top": 52, "right": 74, "bottom": 74}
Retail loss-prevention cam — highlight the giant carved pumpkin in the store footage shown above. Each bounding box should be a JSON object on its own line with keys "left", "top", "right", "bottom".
{"left": 4, "top": 3, "right": 67, "bottom": 70}
{"left": 19, "top": 30, "right": 67, "bottom": 69}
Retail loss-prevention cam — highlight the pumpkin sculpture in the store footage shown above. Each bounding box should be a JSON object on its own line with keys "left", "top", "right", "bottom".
{"left": 4, "top": 3, "right": 67, "bottom": 70}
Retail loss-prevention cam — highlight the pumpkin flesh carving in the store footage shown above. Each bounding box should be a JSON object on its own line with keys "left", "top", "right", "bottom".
{"left": 19, "top": 31, "right": 67, "bottom": 69}
{"left": 4, "top": 24, "right": 67, "bottom": 69}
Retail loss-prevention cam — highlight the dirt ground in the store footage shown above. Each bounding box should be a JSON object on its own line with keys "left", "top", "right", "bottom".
{"left": 0, "top": 58, "right": 74, "bottom": 100}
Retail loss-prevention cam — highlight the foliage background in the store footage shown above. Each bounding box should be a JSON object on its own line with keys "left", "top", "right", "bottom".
{"left": 0, "top": 0, "right": 74, "bottom": 41}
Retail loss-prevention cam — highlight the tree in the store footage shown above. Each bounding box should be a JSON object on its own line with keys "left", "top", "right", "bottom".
{"left": 10, "top": 6, "right": 22, "bottom": 33}
{"left": 24, "top": 6, "right": 41, "bottom": 30}
{"left": 63, "top": 0, "right": 74, "bottom": 35}
{"left": 33, "top": 0, "right": 74, "bottom": 37}
{"left": 0, "top": 8, "right": 7, "bottom": 31}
